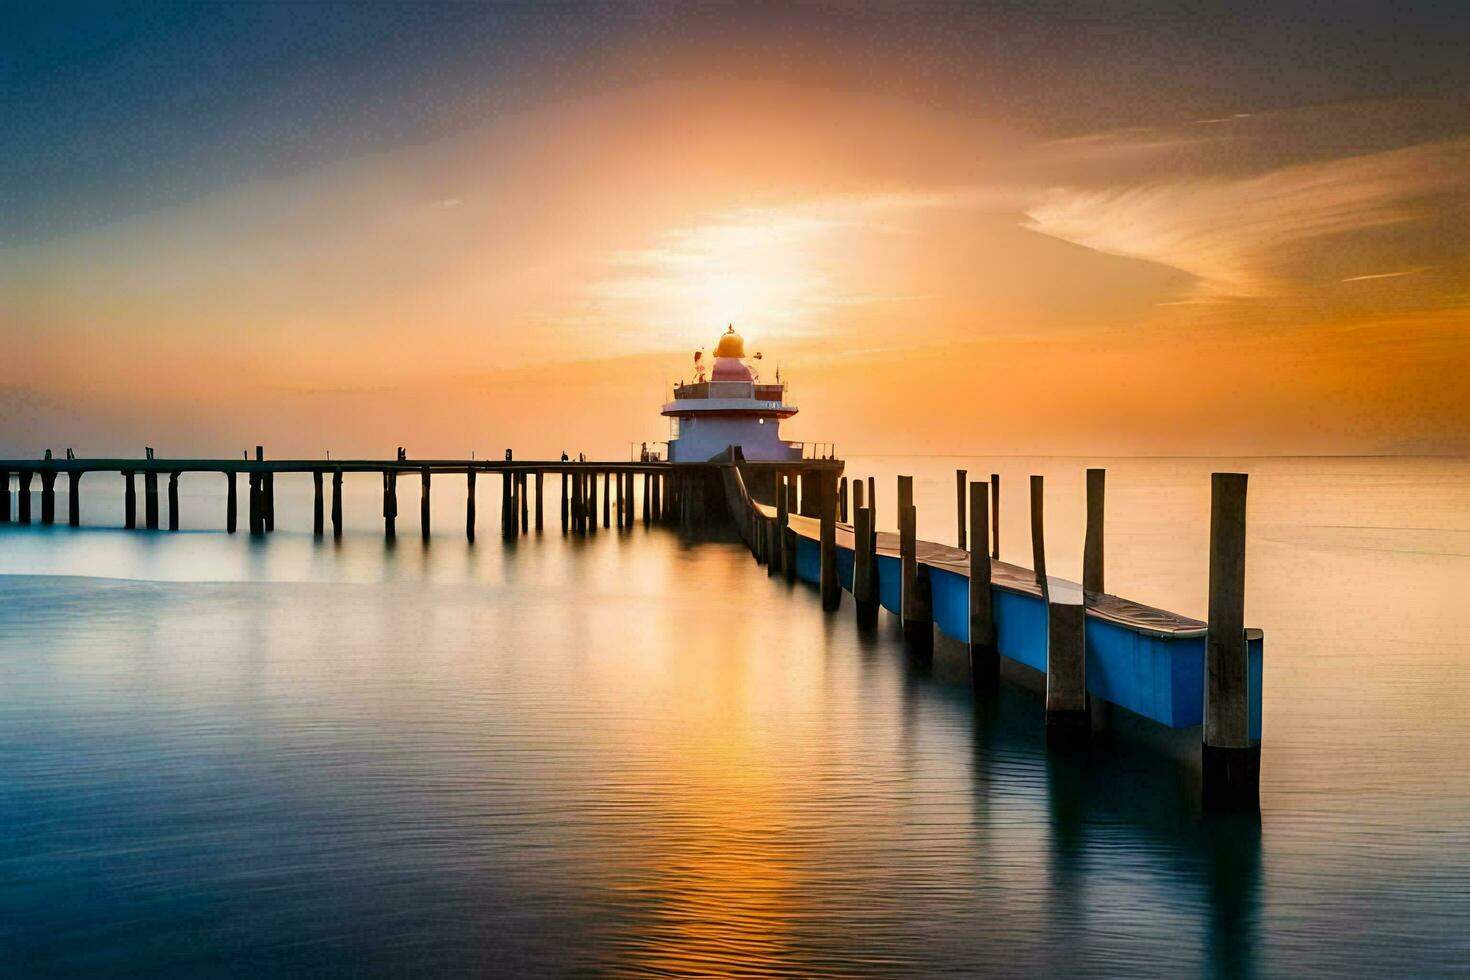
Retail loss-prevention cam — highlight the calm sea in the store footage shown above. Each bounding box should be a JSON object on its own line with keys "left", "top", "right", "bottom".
{"left": 1, "top": 455, "right": 1467, "bottom": 976}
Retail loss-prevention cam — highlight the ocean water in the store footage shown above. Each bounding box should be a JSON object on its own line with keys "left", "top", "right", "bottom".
{"left": 1, "top": 456, "right": 1467, "bottom": 976}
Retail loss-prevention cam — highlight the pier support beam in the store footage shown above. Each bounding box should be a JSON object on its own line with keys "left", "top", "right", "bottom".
{"left": 0, "top": 469, "right": 9, "bottom": 522}
{"left": 466, "top": 470, "right": 477, "bottom": 542}
{"left": 383, "top": 471, "right": 398, "bottom": 539}
{"left": 956, "top": 469, "right": 967, "bottom": 549}
{"left": 602, "top": 472, "right": 610, "bottom": 528}
{"left": 853, "top": 505, "right": 878, "bottom": 627}
{"left": 898, "top": 476, "right": 932, "bottom": 651}
{"left": 535, "top": 471, "right": 544, "bottom": 531}
{"left": 248, "top": 473, "right": 261, "bottom": 534}
{"left": 18, "top": 471, "right": 31, "bottom": 523}
{"left": 853, "top": 476, "right": 864, "bottom": 516}
{"left": 313, "top": 471, "right": 325, "bottom": 537}
{"left": 420, "top": 467, "right": 431, "bottom": 541}
{"left": 588, "top": 471, "right": 598, "bottom": 534}
{"left": 866, "top": 476, "right": 875, "bottom": 530}
{"left": 990, "top": 473, "right": 1000, "bottom": 559}
{"left": 520, "top": 473, "right": 528, "bottom": 532}
{"left": 561, "top": 472, "right": 569, "bottom": 531}
{"left": 799, "top": 471, "right": 820, "bottom": 517}
{"left": 226, "top": 472, "right": 237, "bottom": 534}
{"left": 331, "top": 470, "right": 342, "bottom": 539}
{"left": 784, "top": 476, "right": 798, "bottom": 583}
{"left": 1204, "top": 472, "right": 1259, "bottom": 810}
{"left": 838, "top": 476, "right": 848, "bottom": 524}
{"left": 144, "top": 472, "right": 159, "bottom": 529}
{"left": 774, "top": 473, "right": 789, "bottom": 575}
{"left": 820, "top": 470, "right": 840, "bottom": 610}
{"left": 124, "top": 471, "right": 136, "bottom": 530}
{"left": 40, "top": 471, "right": 56, "bottom": 525}
{"left": 642, "top": 473, "right": 651, "bottom": 527}
{"left": 167, "top": 472, "right": 180, "bottom": 531}
{"left": 969, "top": 481, "right": 998, "bottom": 693}
{"left": 1084, "top": 468, "right": 1105, "bottom": 594}
{"left": 1033, "top": 475, "right": 1087, "bottom": 740}
{"left": 263, "top": 473, "right": 274, "bottom": 532}
{"left": 616, "top": 471, "right": 625, "bottom": 528}
{"left": 504, "top": 472, "right": 515, "bottom": 537}
{"left": 68, "top": 472, "right": 82, "bottom": 527}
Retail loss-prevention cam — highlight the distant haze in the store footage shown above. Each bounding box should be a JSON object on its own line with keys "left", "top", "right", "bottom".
{"left": 4, "top": 3, "right": 1468, "bottom": 458}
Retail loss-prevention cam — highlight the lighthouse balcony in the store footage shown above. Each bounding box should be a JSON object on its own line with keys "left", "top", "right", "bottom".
{"left": 671, "top": 381, "right": 786, "bottom": 402}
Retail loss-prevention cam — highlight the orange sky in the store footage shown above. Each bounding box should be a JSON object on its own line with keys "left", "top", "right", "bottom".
{"left": 4, "top": 56, "right": 1468, "bottom": 458}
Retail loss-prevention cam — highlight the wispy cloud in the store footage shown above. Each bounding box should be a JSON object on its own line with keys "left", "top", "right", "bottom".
{"left": 1339, "top": 267, "right": 1434, "bottom": 283}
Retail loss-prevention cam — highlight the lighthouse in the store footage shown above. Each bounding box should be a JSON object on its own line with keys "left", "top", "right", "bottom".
{"left": 662, "top": 326, "right": 803, "bottom": 463}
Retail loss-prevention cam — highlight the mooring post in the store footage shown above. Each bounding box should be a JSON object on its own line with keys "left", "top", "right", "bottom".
{"left": 248, "top": 473, "right": 261, "bottom": 535}
{"left": 331, "top": 470, "right": 342, "bottom": 539}
{"left": 167, "top": 472, "right": 179, "bottom": 531}
{"left": 312, "top": 470, "right": 325, "bottom": 537}
{"left": 1032, "top": 475, "right": 1087, "bottom": 738}
{"left": 0, "top": 469, "right": 9, "bottom": 522}
{"left": 899, "top": 490, "right": 931, "bottom": 651}
{"left": 1084, "top": 468, "right": 1105, "bottom": 594}
{"left": 226, "top": 472, "right": 237, "bottom": 534}
{"left": 40, "top": 471, "right": 56, "bottom": 525}
{"left": 853, "top": 506, "right": 877, "bottom": 626}
{"left": 956, "top": 469, "right": 967, "bottom": 549}
{"left": 990, "top": 473, "right": 1000, "bottom": 559}
{"left": 535, "top": 471, "right": 544, "bottom": 531}
{"left": 68, "top": 471, "right": 82, "bottom": 527}
{"left": 143, "top": 471, "right": 159, "bottom": 529}
{"left": 820, "top": 470, "right": 840, "bottom": 610}
{"left": 124, "top": 471, "right": 137, "bottom": 529}
{"left": 969, "top": 481, "right": 997, "bottom": 692}
{"left": 1204, "top": 472, "right": 1258, "bottom": 809}
{"left": 383, "top": 470, "right": 398, "bottom": 539}
{"left": 418, "top": 467, "right": 430, "bottom": 541}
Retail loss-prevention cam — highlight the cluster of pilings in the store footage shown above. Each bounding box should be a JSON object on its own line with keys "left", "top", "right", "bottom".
{"left": 728, "top": 463, "right": 1260, "bottom": 811}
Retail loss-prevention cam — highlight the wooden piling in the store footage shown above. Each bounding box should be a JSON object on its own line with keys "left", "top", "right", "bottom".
{"left": 853, "top": 476, "right": 864, "bottom": 515}
{"left": 800, "top": 471, "right": 820, "bottom": 518}
{"left": 866, "top": 476, "right": 875, "bottom": 529}
{"left": 226, "top": 472, "right": 237, "bottom": 534}
{"left": 838, "top": 476, "right": 848, "bottom": 523}
{"left": 969, "top": 481, "right": 998, "bottom": 692}
{"left": 642, "top": 473, "right": 651, "bottom": 526}
{"left": 331, "top": 470, "right": 342, "bottom": 539}
{"left": 956, "top": 469, "right": 967, "bottom": 549}
{"left": 853, "top": 506, "right": 878, "bottom": 626}
{"left": 465, "top": 469, "right": 476, "bottom": 542}
{"left": 784, "top": 477, "right": 798, "bottom": 583}
{"left": 505, "top": 472, "right": 515, "bottom": 537}
{"left": 0, "top": 469, "right": 9, "bottom": 522}
{"left": 560, "top": 472, "right": 569, "bottom": 531}
{"left": 899, "top": 498, "right": 932, "bottom": 651}
{"left": 1084, "top": 468, "right": 1105, "bottom": 594}
{"left": 588, "top": 471, "right": 598, "bottom": 534}
{"left": 248, "top": 473, "right": 261, "bottom": 535}
{"left": 124, "top": 471, "right": 136, "bottom": 529}
{"left": 383, "top": 470, "right": 398, "bottom": 539}
{"left": 602, "top": 472, "right": 610, "bottom": 528}
{"left": 820, "top": 470, "right": 840, "bottom": 610}
{"left": 1204, "top": 472, "right": 1258, "bottom": 809}
{"left": 167, "top": 472, "right": 179, "bottom": 531}
{"left": 40, "top": 471, "right": 56, "bottom": 525}
{"left": 615, "top": 470, "right": 624, "bottom": 528}
{"left": 990, "top": 473, "right": 1000, "bottom": 560}
{"left": 313, "top": 471, "right": 325, "bottom": 537}
{"left": 68, "top": 472, "right": 82, "bottom": 527}
{"left": 535, "top": 471, "right": 544, "bottom": 531}
{"left": 1032, "top": 474, "right": 1087, "bottom": 737}
{"left": 1029, "top": 475, "right": 1047, "bottom": 593}
{"left": 144, "top": 472, "right": 159, "bottom": 529}
{"left": 419, "top": 467, "right": 431, "bottom": 541}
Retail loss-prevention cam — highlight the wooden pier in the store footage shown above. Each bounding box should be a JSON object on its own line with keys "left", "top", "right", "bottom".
{"left": 2, "top": 447, "right": 1259, "bottom": 809}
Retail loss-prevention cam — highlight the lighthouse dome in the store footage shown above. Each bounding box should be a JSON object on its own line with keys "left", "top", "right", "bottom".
{"left": 714, "top": 326, "right": 745, "bottom": 359}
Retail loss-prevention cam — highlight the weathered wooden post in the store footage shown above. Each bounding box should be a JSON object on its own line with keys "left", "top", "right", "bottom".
{"left": 535, "top": 471, "right": 544, "bottom": 531}
{"left": 248, "top": 473, "right": 261, "bottom": 535}
{"left": 1204, "top": 472, "right": 1258, "bottom": 810}
{"left": 144, "top": 471, "right": 159, "bottom": 529}
{"left": 383, "top": 470, "right": 398, "bottom": 539}
{"left": 800, "top": 471, "right": 820, "bottom": 517}
{"left": 331, "top": 470, "right": 342, "bottom": 539}
{"left": 853, "top": 506, "right": 878, "bottom": 626}
{"left": 899, "top": 490, "right": 931, "bottom": 650}
{"left": 642, "top": 473, "right": 651, "bottom": 526}
{"left": 784, "top": 476, "right": 798, "bottom": 583}
{"left": 504, "top": 471, "right": 515, "bottom": 537}
{"left": 464, "top": 469, "right": 476, "bottom": 542}
{"left": 1032, "top": 474, "right": 1087, "bottom": 738}
{"left": 68, "top": 471, "right": 82, "bottom": 527}
{"left": 167, "top": 472, "right": 180, "bottom": 531}
{"left": 820, "top": 470, "right": 840, "bottom": 610}
{"left": 560, "top": 472, "right": 569, "bottom": 531}
{"left": 420, "top": 467, "right": 431, "bottom": 541}
{"left": 1084, "top": 468, "right": 1105, "bottom": 594}
{"left": 956, "top": 469, "right": 967, "bottom": 549}
{"left": 615, "top": 470, "right": 624, "bottom": 528}
{"left": 838, "top": 476, "right": 848, "bottom": 523}
{"left": 226, "top": 472, "right": 237, "bottom": 534}
{"left": 602, "top": 472, "right": 610, "bottom": 528}
{"left": 313, "top": 470, "right": 325, "bottom": 537}
{"left": 853, "top": 476, "right": 864, "bottom": 516}
{"left": 588, "top": 470, "right": 598, "bottom": 534}
{"left": 969, "top": 481, "right": 997, "bottom": 692}
{"left": 124, "top": 471, "right": 137, "bottom": 529}
{"left": 263, "top": 473, "right": 275, "bottom": 532}
{"left": 40, "top": 471, "right": 56, "bottom": 525}
{"left": 866, "top": 476, "right": 875, "bottom": 526}
{"left": 990, "top": 473, "right": 1000, "bottom": 559}
{"left": 519, "top": 473, "right": 528, "bottom": 532}
{"left": 0, "top": 469, "right": 9, "bottom": 522}
{"left": 772, "top": 473, "right": 789, "bottom": 575}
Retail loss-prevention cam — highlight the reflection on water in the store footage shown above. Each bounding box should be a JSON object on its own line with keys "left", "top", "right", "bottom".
{"left": 0, "top": 457, "right": 1466, "bottom": 975}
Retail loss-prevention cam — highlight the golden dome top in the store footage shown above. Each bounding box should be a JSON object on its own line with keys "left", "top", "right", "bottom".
{"left": 714, "top": 325, "right": 745, "bottom": 359}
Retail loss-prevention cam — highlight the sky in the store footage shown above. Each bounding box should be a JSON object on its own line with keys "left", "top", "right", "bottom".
{"left": 3, "top": 1, "right": 1469, "bottom": 458}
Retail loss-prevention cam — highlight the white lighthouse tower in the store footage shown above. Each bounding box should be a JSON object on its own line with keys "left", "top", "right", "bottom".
{"left": 662, "top": 326, "right": 803, "bottom": 463}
